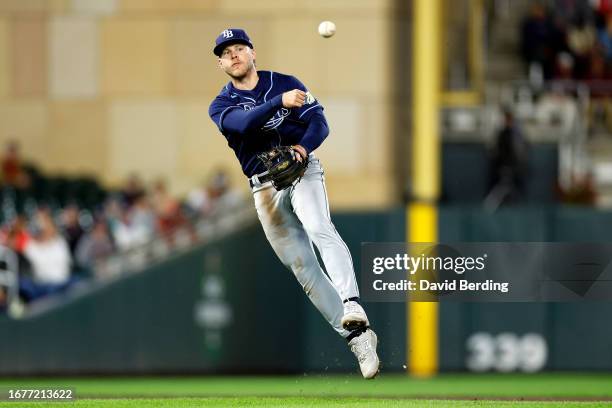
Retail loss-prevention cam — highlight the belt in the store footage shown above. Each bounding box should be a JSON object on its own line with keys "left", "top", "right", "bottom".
{"left": 248, "top": 171, "right": 273, "bottom": 189}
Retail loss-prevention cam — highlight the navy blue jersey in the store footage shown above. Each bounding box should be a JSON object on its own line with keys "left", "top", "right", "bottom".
{"left": 209, "top": 70, "right": 328, "bottom": 177}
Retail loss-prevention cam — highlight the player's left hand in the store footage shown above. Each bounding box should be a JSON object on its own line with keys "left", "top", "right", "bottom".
{"left": 292, "top": 145, "right": 307, "bottom": 162}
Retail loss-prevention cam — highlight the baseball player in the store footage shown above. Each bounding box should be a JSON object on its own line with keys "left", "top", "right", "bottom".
{"left": 208, "top": 28, "right": 379, "bottom": 379}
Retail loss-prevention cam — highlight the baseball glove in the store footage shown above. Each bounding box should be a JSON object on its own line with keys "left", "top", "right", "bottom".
{"left": 257, "top": 146, "right": 308, "bottom": 191}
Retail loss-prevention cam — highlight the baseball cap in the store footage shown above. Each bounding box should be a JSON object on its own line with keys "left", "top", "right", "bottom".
{"left": 213, "top": 28, "right": 253, "bottom": 56}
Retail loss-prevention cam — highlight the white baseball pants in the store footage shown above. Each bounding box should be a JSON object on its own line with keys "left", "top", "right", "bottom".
{"left": 251, "top": 156, "right": 359, "bottom": 338}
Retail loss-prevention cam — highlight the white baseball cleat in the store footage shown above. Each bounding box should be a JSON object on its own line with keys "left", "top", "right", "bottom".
{"left": 348, "top": 328, "right": 380, "bottom": 379}
{"left": 341, "top": 300, "right": 369, "bottom": 330}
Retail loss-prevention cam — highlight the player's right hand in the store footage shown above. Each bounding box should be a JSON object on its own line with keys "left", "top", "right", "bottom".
{"left": 282, "top": 89, "right": 306, "bottom": 108}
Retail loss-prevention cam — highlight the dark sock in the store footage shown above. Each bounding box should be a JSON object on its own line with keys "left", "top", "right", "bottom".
{"left": 343, "top": 297, "right": 360, "bottom": 304}
{"left": 346, "top": 326, "right": 368, "bottom": 342}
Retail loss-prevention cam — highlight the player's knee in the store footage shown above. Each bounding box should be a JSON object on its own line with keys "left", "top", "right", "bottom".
{"left": 289, "top": 256, "right": 306, "bottom": 276}
{"left": 305, "top": 223, "right": 337, "bottom": 243}
{"left": 296, "top": 275, "right": 315, "bottom": 296}
{"left": 289, "top": 257, "right": 314, "bottom": 288}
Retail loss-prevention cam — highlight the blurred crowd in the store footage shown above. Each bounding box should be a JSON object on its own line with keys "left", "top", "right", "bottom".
{"left": 521, "top": 0, "right": 612, "bottom": 81}
{"left": 506, "top": 0, "right": 612, "bottom": 205}
{"left": 0, "top": 142, "right": 244, "bottom": 310}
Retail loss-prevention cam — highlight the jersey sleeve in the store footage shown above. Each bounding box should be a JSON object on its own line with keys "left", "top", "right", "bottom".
{"left": 208, "top": 95, "right": 239, "bottom": 136}
{"left": 288, "top": 76, "right": 324, "bottom": 122}
{"left": 209, "top": 93, "right": 284, "bottom": 136}
{"left": 298, "top": 110, "right": 329, "bottom": 154}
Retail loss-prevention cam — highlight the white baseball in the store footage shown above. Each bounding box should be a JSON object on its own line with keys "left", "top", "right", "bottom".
{"left": 318, "top": 21, "right": 336, "bottom": 38}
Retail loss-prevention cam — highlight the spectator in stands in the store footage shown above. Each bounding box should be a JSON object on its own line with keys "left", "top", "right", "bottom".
{"left": 18, "top": 209, "right": 72, "bottom": 301}
{"left": 1, "top": 215, "right": 33, "bottom": 277}
{"left": 485, "top": 109, "right": 530, "bottom": 209}
{"left": 185, "top": 180, "right": 211, "bottom": 216}
{"left": 1, "top": 141, "right": 29, "bottom": 189}
{"left": 186, "top": 170, "right": 243, "bottom": 217}
{"left": 517, "top": 1, "right": 612, "bottom": 81}
{"left": 567, "top": 13, "right": 597, "bottom": 78}
{"left": 103, "top": 195, "right": 124, "bottom": 223}
{"left": 60, "top": 204, "right": 83, "bottom": 255}
{"left": 588, "top": 48, "right": 610, "bottom": 78}
{"left": 596, "top": 13, "right": 612, "bottom": 63}
{"left": 594, "top": 0, "right": 612, "bottom": 27}
{"left": 550, "top": 0, "right": 593, "bottom": 24}
{"left": 75, "top": 218, "right": 114, "bottom": 270}
{"left": 151, "top": 179, "right": 183, "bottom": 234}
{"left": 2, "top": 215, "right": 30, "bottom": 253}
{"left": 555, "top": 51, "right": 576, "bottom": 79}
{"left": 109, "top": 195, "right": 156, "bottom": 251}
{"left": 521, "top": 3, "right": 559, "bottom": 80}
{"left": 131, "top": 193, "right": 157, "bottom": 239}
{"left": 121, "top": 173, "right": 146, "bottom": 207}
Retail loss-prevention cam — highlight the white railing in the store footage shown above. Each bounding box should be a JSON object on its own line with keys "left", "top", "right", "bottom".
{"left": 93, "top": 201, "right": 256, "bottom": 282}
{"left": 500, "top": 80, "right": 591, "bottom": 192}
{"left": 443, "top": 80, "right": 594, "bottom": 193}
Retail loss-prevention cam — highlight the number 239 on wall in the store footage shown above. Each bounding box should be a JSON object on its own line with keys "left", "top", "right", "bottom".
{"left": 466, "top": 332, "right": 548, "bottom": 372}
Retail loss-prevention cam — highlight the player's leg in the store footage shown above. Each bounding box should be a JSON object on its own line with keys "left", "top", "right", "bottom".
{"left": 252, "top": 185, "right": 350, "bottom": 338}
{"left": 290, "top": 158, "right": 369, "bottom": 329}
{"left": 290, "top": 160, "right": 380, "bottom": 379}
{"left": 290, "top": 159, "right": 359, "bottom": 299}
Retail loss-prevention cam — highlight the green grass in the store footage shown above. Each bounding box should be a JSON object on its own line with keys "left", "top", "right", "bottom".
{"left": 0, "top": 374, "right": 610, "bottom": 407}
{"left": 1, "top": 398, "right": 611, "bottom": 408}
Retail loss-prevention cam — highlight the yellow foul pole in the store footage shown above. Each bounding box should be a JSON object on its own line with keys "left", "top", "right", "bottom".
{"left": 408, "top": 0, "right": 441, "bottom": 377}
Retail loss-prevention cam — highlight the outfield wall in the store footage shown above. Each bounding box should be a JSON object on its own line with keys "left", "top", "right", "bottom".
{"left": 1, "top": 206, "right": 611, "bottom": 375}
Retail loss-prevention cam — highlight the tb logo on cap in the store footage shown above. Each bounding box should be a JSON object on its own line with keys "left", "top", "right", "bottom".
{"left": 221, "top": 30, "right": 234, "bottom": 39}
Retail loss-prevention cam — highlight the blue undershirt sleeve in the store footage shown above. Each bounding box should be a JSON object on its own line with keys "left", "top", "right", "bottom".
{"left": 217, "top": 94, "right": 284, "bottom": 135}
{"left": 298, "top": 110, "right": 329, "bottom": 154}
